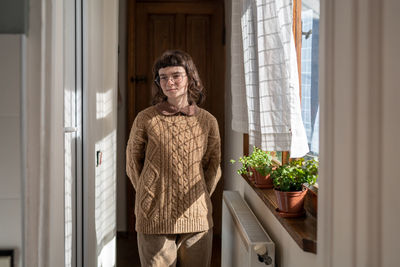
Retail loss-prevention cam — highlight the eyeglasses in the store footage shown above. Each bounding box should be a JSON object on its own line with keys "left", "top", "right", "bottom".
{"left": 155, "top": 73, "right": 187, "bottom": 86}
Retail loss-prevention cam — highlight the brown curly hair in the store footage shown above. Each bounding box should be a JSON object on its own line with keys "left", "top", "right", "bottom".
{"left": 152, "top": 50, "right": 205, "bottom": 105}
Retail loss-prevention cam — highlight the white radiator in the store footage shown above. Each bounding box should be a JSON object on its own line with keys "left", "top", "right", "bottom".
{"left": 222, "top": 191, "right": 275, "bottom": 267}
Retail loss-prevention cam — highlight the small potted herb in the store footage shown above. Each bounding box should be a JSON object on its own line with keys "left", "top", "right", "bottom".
{"left": 230, "top": 154, "right": 255, "bottom": 182}
{"left": 249, "top": 147, "right": 277, "bottom": 188}
{"left": 271, "top": 158, "right": 318, "bottom": 217}
{"left": 231, "top": 147, "right": 277, "bottom": 188}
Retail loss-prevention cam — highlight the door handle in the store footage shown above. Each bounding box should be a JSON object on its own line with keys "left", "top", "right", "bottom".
{"left": 64, "top": 127, "right": 78, "bottom": 133}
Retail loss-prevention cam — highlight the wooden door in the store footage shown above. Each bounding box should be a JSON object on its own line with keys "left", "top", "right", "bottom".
{"left": 127, "top": 0, "right": 225, "bottom": 240}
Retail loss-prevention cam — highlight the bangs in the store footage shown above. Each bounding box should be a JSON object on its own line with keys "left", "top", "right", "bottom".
{"left": 155, "top": 54, "right": 186, "bottom": 71}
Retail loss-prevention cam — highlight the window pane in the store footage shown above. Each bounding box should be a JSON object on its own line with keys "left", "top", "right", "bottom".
{"left": 301, "top": 0, "right": 320, "bottom": 156}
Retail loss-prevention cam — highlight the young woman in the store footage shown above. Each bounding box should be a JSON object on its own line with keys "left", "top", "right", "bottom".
{"left": 126, "top": 50, "right": 221, "bottom": 267}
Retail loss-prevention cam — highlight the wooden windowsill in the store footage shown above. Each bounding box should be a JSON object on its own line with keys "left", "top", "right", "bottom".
{"left": 241, "top": 174, "right": 317, "bottom": 254}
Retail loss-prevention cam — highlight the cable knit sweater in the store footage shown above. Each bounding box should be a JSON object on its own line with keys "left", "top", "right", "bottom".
{"left": 126, "top": 103, "right": 221, "bottom": 234}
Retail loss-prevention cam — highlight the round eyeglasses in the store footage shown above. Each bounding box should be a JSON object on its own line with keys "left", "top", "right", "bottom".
{"left": 155, "top": 73, "right": 187, "bottom": 86}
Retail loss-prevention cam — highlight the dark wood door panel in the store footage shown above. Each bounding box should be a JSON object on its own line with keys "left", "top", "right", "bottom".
{"left": 186, "top": 15, "right": 211, "bottom": 110}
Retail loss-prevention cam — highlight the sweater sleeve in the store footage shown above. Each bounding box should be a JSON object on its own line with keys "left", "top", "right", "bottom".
{"left": 202, "top": 116, "right": 222, "bottom": 196}
{"left": 126, "top": 114, "right": 147, "bottom": 190}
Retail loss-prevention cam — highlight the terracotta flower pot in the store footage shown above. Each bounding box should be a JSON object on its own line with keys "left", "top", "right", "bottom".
{"left": 253, "top": 169, "right": 274, "bottom": 189}
{"left": 274, "top": 187, "right": 308, "bottom": 217}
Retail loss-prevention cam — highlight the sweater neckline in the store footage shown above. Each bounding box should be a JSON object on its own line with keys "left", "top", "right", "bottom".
{"left": 155, "top": 101, "right": 199, "bottom": 116}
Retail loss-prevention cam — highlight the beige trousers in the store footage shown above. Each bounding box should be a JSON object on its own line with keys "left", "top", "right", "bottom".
{"left": 137, "top": 229, "right": 213, "bottom": 267}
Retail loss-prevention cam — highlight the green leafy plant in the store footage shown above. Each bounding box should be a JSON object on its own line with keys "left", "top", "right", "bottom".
{"left": 230, "top": 156, "right": 252, "bottom": 175}
{"left": 231, "top": 146, "right": 276, "bottom": 176}
{"left": 250, "top": 147, "right": 275, "bottom": 176}
{"left": 271, "top": 158, "right": 318, "bottom": 191}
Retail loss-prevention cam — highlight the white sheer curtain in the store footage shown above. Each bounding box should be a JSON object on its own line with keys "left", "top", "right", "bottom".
{"left": 231, "top": 0, "right": 249, "bottom": 133}
{"left": 23, "top": 0, "right": 65, "bottom": 266}
{"left": 231, "top": 0, "right": 309, "bottom": 157}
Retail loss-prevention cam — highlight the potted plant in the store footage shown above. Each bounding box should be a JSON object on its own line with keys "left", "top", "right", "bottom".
{"left": 230, "top": 154, "right": 255, "bottom": 182}
{"left": 248, "top": 147, "right": 277, "bottom": 188}
{"left": 271, "top": 158, "right": 318, "bottom": 217}
{"left": 231, "top": 147, "right": 277, "bottom": 188}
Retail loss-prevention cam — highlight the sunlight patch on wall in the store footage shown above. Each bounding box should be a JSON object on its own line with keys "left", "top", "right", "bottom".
{"left": 95, "top": 129, "right": 116, "bottom": 267}
{"left": 96, "top": 89, "right": 114, "bottom": 120}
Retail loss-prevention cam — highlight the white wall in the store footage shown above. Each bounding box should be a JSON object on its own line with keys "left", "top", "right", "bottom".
{"left": 223, "top": 0, "right": 245, "bottom": 193}
{"left": 0, "top": 34, "right": 22, "bottom": 265}
{"left": 83, "top": 0, "right": 119, "bottom": 266}
{"left": 381, "top": 1, "right": 400, "bottom": 265}
{"left": 318, "top": 0, "right": 400, "bottom": 266}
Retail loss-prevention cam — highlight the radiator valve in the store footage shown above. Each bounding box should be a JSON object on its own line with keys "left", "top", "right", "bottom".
{"left": 254, "top": 245, "right": 272, "bottom": 265}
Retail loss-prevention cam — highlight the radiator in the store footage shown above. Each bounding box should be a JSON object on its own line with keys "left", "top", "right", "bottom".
{"left": 222, "top": 191, "right": 275, "bottom": 267}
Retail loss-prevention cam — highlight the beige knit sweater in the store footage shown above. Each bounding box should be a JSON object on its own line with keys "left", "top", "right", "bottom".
{"left": 126, "top": 103, "right": 221, "bottom": 234}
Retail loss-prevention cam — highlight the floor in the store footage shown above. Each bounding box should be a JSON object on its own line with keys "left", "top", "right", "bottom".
{"left": 117, "top": 232, "right": 141, "bottom": 267}
{"left": 117, "top": 232, "right": 221, "bottom": 267}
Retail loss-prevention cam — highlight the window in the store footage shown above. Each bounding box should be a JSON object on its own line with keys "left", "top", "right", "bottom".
{"left": 301, "top": 0, "right": 320, "bottom": 157}
{"left": 237, "top": 0, "right": 320, "bottom": 253}
{"left": 243, "top": 0, "right": 320, "bottom": 162}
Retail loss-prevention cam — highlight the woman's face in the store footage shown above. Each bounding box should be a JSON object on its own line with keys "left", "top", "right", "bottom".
{"left": 158, "top": 66, "right": 188, "bottom": 102}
